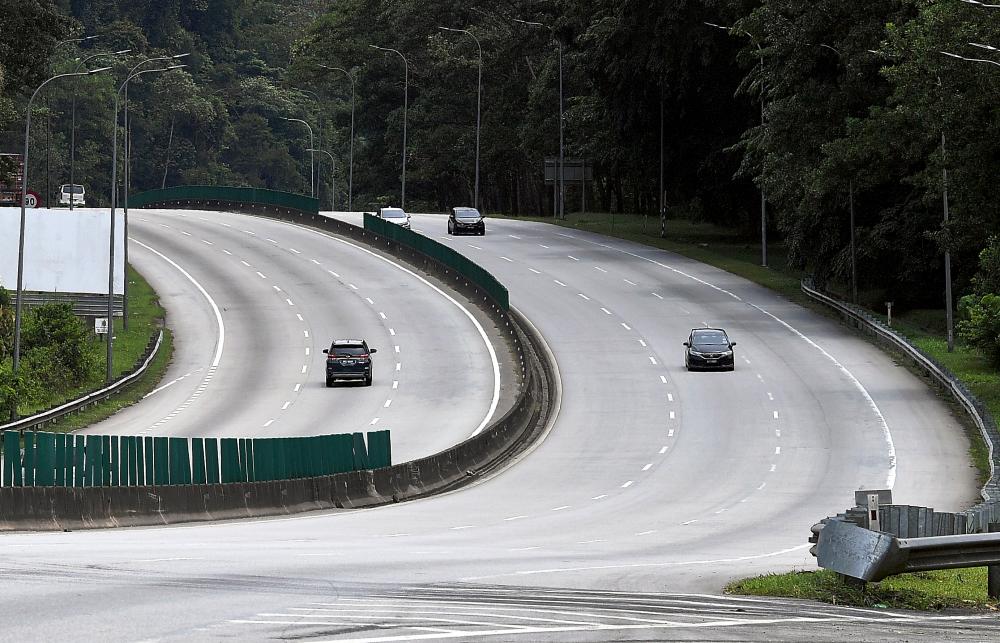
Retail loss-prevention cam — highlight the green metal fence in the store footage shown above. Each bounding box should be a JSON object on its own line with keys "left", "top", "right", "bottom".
{"left": 128, "top": 186, "right": 319, "bottom": 215}
{"left": 0, "top": 429, "right": 390, "bottom": 488}
{"left": 364, "top": 213, "right": 509, "bottom": 310}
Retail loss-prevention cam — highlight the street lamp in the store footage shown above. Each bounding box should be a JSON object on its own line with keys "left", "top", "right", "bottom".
{"left": 514, "top": 18, "right": 564, "bottom": 219}
{"left": 319, "top": 65, "right": 356, "bottom": 212}
{"left": 106, "top": 63, "right": 186, "bottom": 382}
{"left": 706, "top": 21, "right": 769, "bottom": 267}
{"left": 308, "top": 148, "right": 336, "bottom": 212}
{"left": 370, "top": 45, "right": 409, "bottom": 209}
{"left": 69, "top": 49, "right": 131, "bottom": 211}
{"left": 12, "top": 66, "right": 111, "bottom": 411}
{"left": 281, "top": 117, "right": 316, "bottom": 197}
{"left": 439, "top": 26, "right": 484, "bottom": 211}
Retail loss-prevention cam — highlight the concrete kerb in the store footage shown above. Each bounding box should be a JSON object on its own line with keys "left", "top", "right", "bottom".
{"left": 0, "top": 202, "right": 555, "bottom": 531}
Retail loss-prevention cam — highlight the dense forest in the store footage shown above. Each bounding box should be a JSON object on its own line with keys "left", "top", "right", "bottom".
{"left": 2, "top": 0, "right": 1000, "bottom": 320}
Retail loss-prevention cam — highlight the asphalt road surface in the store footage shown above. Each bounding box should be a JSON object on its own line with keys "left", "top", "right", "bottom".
{"left": 1, "top": 210, "right": 991, "bottom": 641}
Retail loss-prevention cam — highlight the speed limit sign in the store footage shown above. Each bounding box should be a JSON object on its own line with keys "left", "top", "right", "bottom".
{"left": 23, "top": 190, "right": 40, "bottom": 208}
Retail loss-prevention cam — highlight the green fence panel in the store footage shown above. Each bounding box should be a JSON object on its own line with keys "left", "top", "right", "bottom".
{"left": 134, "top": 437, "right": 145, "bottom": 486}
{"left": 220, "top": 438, "right": 240, "bottom": 483}
{"left": 153, "top": 437, "right": 169, "bottom": 485}
{"left": 168, "top": 438, "right": 191, "bottom": 485}
{"left": 126, "top": 436, "right": 137, "bottom": 486}
{"left": 72, "top": 435, "right": 84, "bottom": 487}
{"left": 109, "top": 436, "right": 119, "bottom": 487}
{"left": 69, "top": 435, "right": 81, "bottom": 487}
{"left": 144, "top": 436, "right": 155, "bottom": 486}
{"left": 366, "top": 430, "right": 392, "bottom": 469}
{"left": 101, "top": 435, "right": 112, "bottom": 487}
{"left": 352, "top": 432, "right": 370, "bottom": 470}
{"left": 84, "top": 435, "right": 101, "bottom": 487}
{"left": 246, "top": 439, "right": 256, "bottom": 482}
{"left": 237, "top": 439, "right": 250, "bottom": 482}
{"left": 251, "top": 439, "right": 268, "bottom": 482}
{"left": 330, "top": 434, "right": 354, "bottom": 473}
{"left": 129, "top": 186, "right": 319, "bottom": 215}
{"left": 205, "top": 438, "right": 220, "bottom": 484}
{"left": 120, "top": 436, "right": 131, "bottom": 486}
{"left": 191, "top": 438, "right": 206, "bottom": 485}
{"left": 274, "top": 438, "right": 287, "bottom": 480}
{"left": 33, "top": 433, "right": 54, "bottom": 487}
{"left": 3, "top": 430, "right": 18, "bottom": 487}
{"left": 23, "top": 431, "right": 35, "bottom": 487}
{"left": 53, "top": 433, "right": 66, "bottom": 486}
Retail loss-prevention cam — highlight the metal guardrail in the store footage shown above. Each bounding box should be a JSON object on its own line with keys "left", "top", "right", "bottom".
{"left": 801, "top": 279, "right": 1000, "bottom": 502}
{"left": 0, "top": 330, "right": 163, "bottom": 433}
{"left": 16, "top": 291, "right": 123, "bottom": 317}
{"left": 129, "top": 186, "right": 319, "bottom": 215}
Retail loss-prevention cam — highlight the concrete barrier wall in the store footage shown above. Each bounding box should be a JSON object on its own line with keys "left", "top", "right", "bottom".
{"left": 0, "top": 204, "right": 557, "bottom": 531}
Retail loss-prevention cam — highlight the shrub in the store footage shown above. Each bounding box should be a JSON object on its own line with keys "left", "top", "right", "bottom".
{"left": 958, "top": 294, "right": 1000, "bottom": 366}
{"left": 21, "top": 303, "right": 94, "bottom": 384}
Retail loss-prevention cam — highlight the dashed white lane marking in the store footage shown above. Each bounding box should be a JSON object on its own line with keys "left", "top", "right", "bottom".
{"left": 639, "top": 339, "right": 647, "bottom": 347}
{"left": 384, "top": 400, "right": 392, "bottom": 408}
{"left": 468, "top": 244, "right": 482, "bottom": 250}
{"left": 327, "top": 269, "right": 340, "bottom": 278}
{"left": 553, "top": 279, "right": 567, "bottom": 287}
{"left": 263, "top": 419, "right": 275, "bottom": 428}
{"left": 622, "top": 323, "right": 631, "bottom": 330}
{"left": 370, "top": 418, "right": 380, "bottom": 425}
{"left": 668, "top": 429, "right": 675, "bottom": 437}
{"left": 551, "top": 505, "right": 570, "bottom": 511}
{"left": 500, "top": 256, "right": 513, "bottom": 262}
{"left": 756, "top": 374, "right": 764, "bottom": 382}
{"left": 504, "top": 515, "right": 526, "bottom": 521}
{"left": 773, "top": 411, "right": 779, "bottom": 419}
{"left": 304, "top": 330, "right": 310, "bottom": 338}
{"left": 770, "top": 464, "right": 777, "bottom": 472}
{"left": 379, "top": 312, "right": 387, "bottom": 320}
{"left": 396, "top": 362, "right": 401, "bottom": 371}
{"left": 300, "top": 365, "right": 308, "bottom": 374}
{"left": 567, "top": 255, "right": 579, "bottom": 261}
{"left": 757, "top": 482, "right": 767, "bottom": 490}
{"left": 659, "top": 446, "right": 668, "bottom": 454}
{"left": 242, "top": 230, "right": 255, "bottom": 235}
{"left": 577, "top": 293, "right": 590, "bottom": 301}
{"left": 349, "top": 283, "right": 358, "bottom": 290}
{"left": 451, "top": 525, "right": 475, "bottom": 530}
{"left": 392, "top": 380, "right": 399, "bottom": 389}
{"left": 642, "top": 463, "right": 653, "bottom": 471}
{"left": 624, "top": 279, "right": 637, "bottom": 285}
{"left": 636, "top": 530, "right": 656, "bottom": 536}
{"left": 294, "top": 384, "right": 301, "bottom": 392}
{"left": 667, "top": 393, "right": 674, "bottom": 402}
{"left": 509, "top": 546, "right": 539, "bottom": 552}
{"left": 591, "top": 494, "right": 607, "bottom": 500}
{"left": 660, "top": 376, "right": 668, "bottom": 384}
{"left": 648, "top": 356, "right": 657, "bottom": 365}
{"left": 715, "top": 508, "right": 727, "bottom": 514}
{"left": 241, "top": 260, "right": 251, "bottom": 267}
{"left": 669, "top": 411, "right": 675, "bottom": 419}
{"left": 508, "top": 234, "right": 521, "bottom": 239}
{"left": 651, "top": 292, "right": 663, "bottom": 299}
{"left": 394, "top": 345, "right": 400, "bottom": 353}
{"left": 266, "top": 237, "right": 277, "bottom": 243}
{"left": 286, "top": 298, "right": 295, "bottom": 306}
{"left": 595, "top": 266, "right": 607, "bottom": 273}
{"left": 366, "top": 297, "right": 374, "bottom": 304}
{"left": 529, "top": 268, "right": 541, "bottom": 274}
{"left": 180, "top": 231, "right": 192, "bottom": 237}
{"left": 305, "top": 348, "right": 310, "bottom": 356}
{"left": 775, "top": 446, "right": 781, "bottom": 455}
{"left": 311, "top": 259, "right": 321, "bottom": 265}
{"left": 579, "top": 539, "right": 607, "bottom": 544}
{"left": 201, "top": 239, "right": 213, "bottom": 245}
{"left": 389, "top": 328, "right": 396, "bottom": 336}
{"left": 289, "top": 248, "right": 301, "bottom": 254}
{"left": 539, "top": 244, "right": 550, "bottom": 249}
{"left": 158, "top": 223, "right": 170, "bottom": 228}
{"left": 273, "top": 285, "right": 282, "bottom": 292}
{"left": 281, "top": 401, "right": 291, "bottom": 410}
{"left": 600, "top": 307, "right": 612, "bottom": 315}
{"left": 143, "top": 369, "right": 199, "bottom": 399}
{"left": 296, "top": 314, "right": 304, "bottom": 321}
{"left": 219, "top": 223, "right": 231, "bottom": 228}
{"left": 767, "top": 392, "right": 774, "bottom": 400}
{"left": 222, "top": 249, "right": 232, "bottom": 255}
{"left": 682, "top": 519, "right": 698, "bottom": 525}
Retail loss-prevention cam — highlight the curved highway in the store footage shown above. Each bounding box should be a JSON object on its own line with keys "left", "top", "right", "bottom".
{"left": 1, "top": 210, "right": 991, "bottom": 641}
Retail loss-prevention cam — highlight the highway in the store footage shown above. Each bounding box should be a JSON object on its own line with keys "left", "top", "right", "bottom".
{"left": 0, "top": 209, "right": 990, "bottom": 641}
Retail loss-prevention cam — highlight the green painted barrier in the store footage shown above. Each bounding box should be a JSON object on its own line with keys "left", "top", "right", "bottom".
{"left": 367, "top": 430, "right": 392, "bottom": 469}
{"left": 101, "top": 435, "right": 112, "bottom": 487}
{"left": 191, "top": 438, "right": 206, "bottom": 485}
{"left": 23, "top": 432, "right": 35, "bottom": 487}
{"left": 35, "top": 432, "right": 54, "bottom": 486}
{"left": 109, "top": 436, "right": 119, "bottom": 487}
{"left": 85, "top": 435, "right": 100, "bottom": 487}
{"left": 205, "top": 438, "right": 220, "bottom": 484}
{"left": 128, "top": 186, "right": 319, "bottom": 215}
{"left": 54, "top": 433, "right": 66, "bottom": 486}
{"left": 73, "top": 436, "right": 85, "bottom": 487}
{"left": 3, "top": 431, "right": 17, "bottom": 487}
{"left": 352, "top": 432, "right": 370, "bottom": 470}
{"left": 169, "top": 437, "right": 191, "bottom": 485}
{"left": 220, "top": 438, "right": 240, "bottom": 483}
{"left": 134, "top": 436, "right": 143, "bottom": 486}
{"left": 153, "top": 437, "right": 169, "bottom": 485}
{"left": 144, "top": 436, "right": 154, "bottom": 486}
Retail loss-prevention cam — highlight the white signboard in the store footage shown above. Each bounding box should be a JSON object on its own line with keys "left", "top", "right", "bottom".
{"left": 95, "top": 318, "right": 109, "bottom": 334}
{"left": 0, "top": 207, "right": 125, "bottom": 295}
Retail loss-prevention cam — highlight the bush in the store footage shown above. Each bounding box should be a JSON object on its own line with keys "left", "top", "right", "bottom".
{"left": 21, "top": 303, "right": 95, "bottom": 384}
{"left": 959, "top": 294, "right": 1000, "bottom": 366}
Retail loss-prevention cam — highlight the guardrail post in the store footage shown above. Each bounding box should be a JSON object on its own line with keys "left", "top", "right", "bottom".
{"left": 990, "top": 523, "right": 1000, "bottom": 599}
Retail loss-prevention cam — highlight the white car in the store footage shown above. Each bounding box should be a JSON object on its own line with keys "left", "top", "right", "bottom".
{"left": 379, "top": 207, "right": 411, "bottom": 229}
{"left": 58, "top": 184, "right": 86, "bottom": 207}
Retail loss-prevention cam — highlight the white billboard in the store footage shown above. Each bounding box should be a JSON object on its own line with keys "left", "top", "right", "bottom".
{"left": 0, "top": 207, "right": 125, "bottom": 295}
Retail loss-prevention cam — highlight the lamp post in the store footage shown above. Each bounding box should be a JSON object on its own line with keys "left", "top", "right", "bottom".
{"left": 281, "top": 117, "right": 315, "bottom": 197}
{"left": 106, "top": 63, "right": 186, "bottom": 382}
{"left": 69, "top": 49, "right": 131, "bottom": 211}
{"left": 308, "top": 148, "right": 336, "bottom": 212}
{"left": 706, "top": 21, "right": 768, "bottom": 267}
{"left": 439, "top": 27, "right": 483, "bottom": 211}
{"left": 370, "top": 45, "right": 409, "bottom": 209}
{"left": 514, "top": 19, "right": 564, "bottom": 219}
{"left": 12, "top": 67, "right": 111, "bottom": 412}
{"left": 319, "top": 65, "right": 356, "bottom": 212}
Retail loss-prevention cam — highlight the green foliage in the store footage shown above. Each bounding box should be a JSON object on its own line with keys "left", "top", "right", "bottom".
{"left": 21, "top": 303, "right": 94, "bottom": 384}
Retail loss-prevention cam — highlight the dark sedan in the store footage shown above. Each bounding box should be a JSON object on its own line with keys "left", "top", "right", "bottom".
{"left": 447, "top": 207, "right": 485, "bottom": 235}
{"left": 683, "top": 328, "right": 736, "bottom": 371}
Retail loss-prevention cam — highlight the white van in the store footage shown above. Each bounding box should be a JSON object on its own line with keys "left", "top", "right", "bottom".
{"left": 58, "top": 184, "right": 86, "bottom": 207}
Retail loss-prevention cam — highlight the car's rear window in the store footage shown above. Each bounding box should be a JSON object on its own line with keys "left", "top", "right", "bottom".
{"left": 382, "top": 209, "right": 406, "bottom": 219}
{"left": 331, "top": 345, "right": 366, "bottom": 356}
{"left": 693, "top": 331, "right": 727, "bottom": 344}
{"left": 456, "top": 210, "right": 480, "bottom": 220}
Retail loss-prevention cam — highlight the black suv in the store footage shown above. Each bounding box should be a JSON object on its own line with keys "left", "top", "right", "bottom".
{"left": 683, "top": 328, "right": 736, "bottom": 371}
{"left": 447, "top": 207, "right": 485, "bottom": 235}
{"left": 324, "top": 339, "right": 377, "bottom": 386}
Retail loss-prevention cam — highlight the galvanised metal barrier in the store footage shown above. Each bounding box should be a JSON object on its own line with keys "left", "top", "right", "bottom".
{"left": 365, "top": 213, "right": 509, "bottom": 311}
{"left": 128, "top": 185, "right": 319, "bottom": 216}
{"left": 801, "top": 278, "right": 1000, "bottom": 503}
{"left": 0, "top": 330, "right": 163, "bottom": 434}
{"left": 0, "top": 429, "right": 390, "bottom": 487}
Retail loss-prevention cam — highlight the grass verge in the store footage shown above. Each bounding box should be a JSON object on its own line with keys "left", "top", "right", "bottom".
{"left": 726, "top": 568, "right": 998, "bottom": 611}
